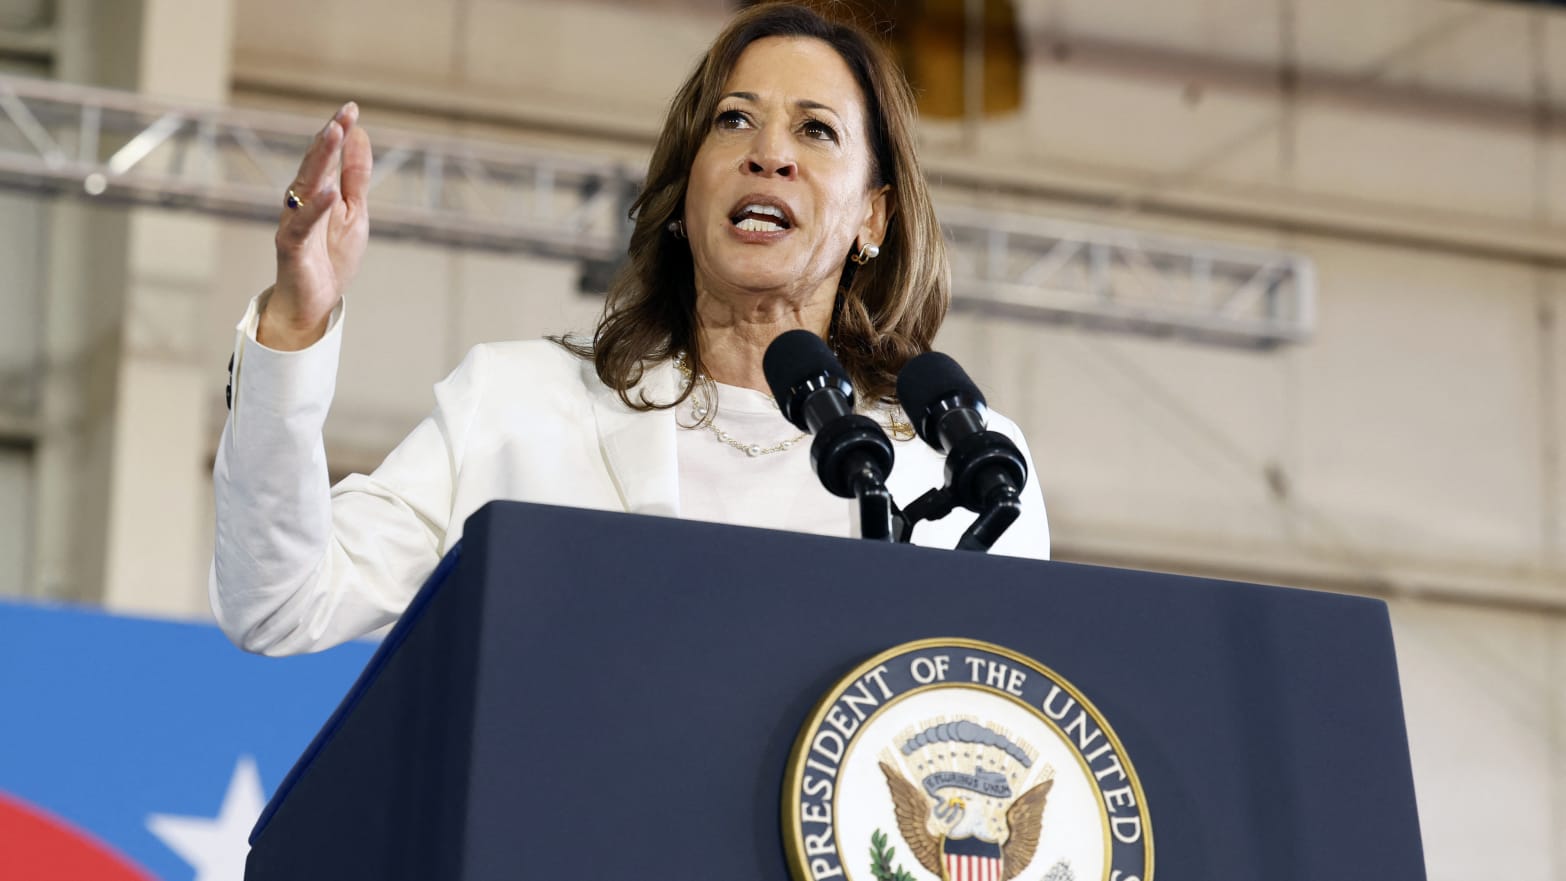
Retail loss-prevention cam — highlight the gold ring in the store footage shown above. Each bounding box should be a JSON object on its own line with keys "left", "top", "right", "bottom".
{"left": 285, "top": 188, "right": 306, "bottom": 210}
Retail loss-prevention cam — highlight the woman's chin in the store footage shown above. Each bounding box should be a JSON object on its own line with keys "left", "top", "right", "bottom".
{"left": 702, "top": 268, "right": 821, "bottom": 302}
{"left": 703, "top": 256, "right": 808, "bottom": 295}
{"left": 726, "top": 276, "right": 804, "bottom": 298}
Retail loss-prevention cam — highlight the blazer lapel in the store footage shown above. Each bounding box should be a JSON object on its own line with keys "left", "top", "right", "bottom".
{"left": 588, "top": 358, "right": 681, "bottom": 517}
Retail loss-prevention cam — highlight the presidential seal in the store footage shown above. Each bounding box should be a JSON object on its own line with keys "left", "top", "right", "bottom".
{"left": 783, "top": 639, "right": 1152, "bottom": 881}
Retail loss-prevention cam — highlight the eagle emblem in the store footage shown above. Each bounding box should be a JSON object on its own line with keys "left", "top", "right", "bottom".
{"left": 878, "top": 720, "right": 1054, "bottom": 881}
{"left": 782, "top": 640, "right": 1151, "bottom": 881}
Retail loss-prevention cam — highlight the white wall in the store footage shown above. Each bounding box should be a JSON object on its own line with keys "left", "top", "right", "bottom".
{"left": 0, "top": 185, "right": 44, "bottom": 597}
{"left": 937, "top": 228, "right": 1564, "bottom": 602}
{"left": 1392, "top": 600, "right": 1565, "bottom": 879}
{"left": 0, "top": 449, "right": 31, "bottom": 591}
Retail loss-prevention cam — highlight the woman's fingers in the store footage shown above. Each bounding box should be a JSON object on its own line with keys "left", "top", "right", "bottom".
{"left": 275, "top": 105, "right": 357, "bottom": 249}
{"left": 340, "top": 121, "right": 372, "bottom": 220}
{"left": 277, "top": 125, "right": 336, "bottom": 212}
{"left": 276, "top": 174, "right": 338, "bottom": 253}
{"left": 283, "top": 105, "right": 355, "bottom": 207}
{"left": 316, "top": 102, "right": 357, "bottom": 196}
{"left": 335, "top": 100, "right": 359, "bottom": 133}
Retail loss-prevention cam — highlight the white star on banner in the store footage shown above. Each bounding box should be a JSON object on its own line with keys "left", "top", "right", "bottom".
{"left": 147, "top": 755, "right": 267, "bottom": 881}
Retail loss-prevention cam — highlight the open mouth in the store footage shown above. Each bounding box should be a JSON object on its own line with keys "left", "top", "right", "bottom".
{"left": 729, "top": 201, "right": 793, "bottom": 233}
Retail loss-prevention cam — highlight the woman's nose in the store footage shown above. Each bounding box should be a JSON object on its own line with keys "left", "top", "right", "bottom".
{"left": 744, "top": 131, "right": 796, "bottom": 178}
{"left": 746, "top": 156, "right": 796, "bottom": 178}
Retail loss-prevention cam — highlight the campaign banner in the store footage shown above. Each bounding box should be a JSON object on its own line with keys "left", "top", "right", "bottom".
{"left": 0, "top": 599, "right": 374, "bottom": 881}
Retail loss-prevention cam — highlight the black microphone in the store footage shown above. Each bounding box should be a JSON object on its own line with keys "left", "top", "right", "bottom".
{"left": 763, "top": 330, "right": 896, "bottom": 540}
{"left": 896, "top": 352, "right": 1027, "bottom": 550}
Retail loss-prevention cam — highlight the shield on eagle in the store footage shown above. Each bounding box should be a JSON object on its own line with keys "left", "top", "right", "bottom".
{"left": 942, "top": 834, "right": 1005, "bottom": 881}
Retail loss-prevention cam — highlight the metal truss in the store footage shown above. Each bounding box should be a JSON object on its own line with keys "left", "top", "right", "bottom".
{"left": 0, "top": 74, "right": 638, "bottom": 262}
{"left": 0, "top": 74, "right": 1313, "bottom": 348}
{"left": 941, "top": 207, "right": 1314, "bottom": 348}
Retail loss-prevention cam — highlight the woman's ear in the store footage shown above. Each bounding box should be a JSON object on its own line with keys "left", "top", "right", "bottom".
{"left": 859, "top": 184, "right": 893, "bottom": 249}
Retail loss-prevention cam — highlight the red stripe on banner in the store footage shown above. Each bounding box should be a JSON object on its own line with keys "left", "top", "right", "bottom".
{"left": 0, "top": 792, "right": 157, "bottom": 881}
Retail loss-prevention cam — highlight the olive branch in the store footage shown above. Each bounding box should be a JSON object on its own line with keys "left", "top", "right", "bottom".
{"left": 869, "top": 829, "right": 919, "bottom": 881}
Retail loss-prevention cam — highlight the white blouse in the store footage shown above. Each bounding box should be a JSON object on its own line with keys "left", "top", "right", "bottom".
{"left": 675, "top": 380, "right": 857, "bottom": 538}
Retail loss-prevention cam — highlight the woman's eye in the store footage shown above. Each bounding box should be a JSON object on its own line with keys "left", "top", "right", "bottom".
{"left": 802, "top": 119, "right": 839, "bottom": 142}
{"left": 715, "top": 109, "right": 750, "bottom": 130}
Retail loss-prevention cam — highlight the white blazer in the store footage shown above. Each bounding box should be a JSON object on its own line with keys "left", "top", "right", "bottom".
{"left": 211, "top": 297, "right": 1050, "bottom": 656}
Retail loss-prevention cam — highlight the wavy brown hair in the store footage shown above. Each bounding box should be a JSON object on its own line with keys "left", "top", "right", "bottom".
{"left": 557, "top": 1, "right": 949, "bottom": 409}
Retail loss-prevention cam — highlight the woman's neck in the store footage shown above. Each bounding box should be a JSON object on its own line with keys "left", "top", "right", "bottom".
{"left": 693, "top": 290, "right": 833, "bottom": 394}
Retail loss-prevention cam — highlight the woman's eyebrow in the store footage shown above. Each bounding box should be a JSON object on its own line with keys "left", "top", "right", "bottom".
{"left": 719, "top": 91, "right": 843, "bottom": 122}
{"left": 796, "top": 99, "right": 842, "bottom": 121}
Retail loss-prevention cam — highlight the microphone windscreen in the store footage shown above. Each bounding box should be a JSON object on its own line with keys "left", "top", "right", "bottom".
{"left": 896, "top": 351, "right": 986, "bottom": 445}
{"left": 763, "top": 329, "right": 845, "bottom": 410}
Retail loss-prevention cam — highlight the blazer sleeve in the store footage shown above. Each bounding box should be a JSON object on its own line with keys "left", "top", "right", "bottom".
{"left": 210, "top": 293, "right": 481, "bottom": 656}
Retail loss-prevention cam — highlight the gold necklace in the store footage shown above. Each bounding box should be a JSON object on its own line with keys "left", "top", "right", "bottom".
{"left": 674, "top": 353, "right": 808, "bottom": 458}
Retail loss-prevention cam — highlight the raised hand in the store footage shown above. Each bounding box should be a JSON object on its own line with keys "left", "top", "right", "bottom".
{"left": 259, "top": 101, "right": 373, "bottom": 351}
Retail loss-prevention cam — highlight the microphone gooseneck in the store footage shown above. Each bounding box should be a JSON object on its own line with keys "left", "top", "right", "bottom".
{"left": 763, "top": 330, "right": 897, "bottom": 540}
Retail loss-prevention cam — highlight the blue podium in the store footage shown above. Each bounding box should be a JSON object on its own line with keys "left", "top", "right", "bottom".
{"left": 245, "top": 501, "right": 1425, "bottom": 880}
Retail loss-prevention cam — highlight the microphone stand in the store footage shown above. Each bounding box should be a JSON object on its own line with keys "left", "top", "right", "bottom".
{"left": 891, "top": 483, "right": 1021, "bottom": 551}
{"left": 848, "top": 466, "right": 897, "bottom": 542}
{"left": 955, "top": 487, "right": 1021, "bottom": 551}
{"left": 893, "top": 487, "right": 953, "bottom": 544}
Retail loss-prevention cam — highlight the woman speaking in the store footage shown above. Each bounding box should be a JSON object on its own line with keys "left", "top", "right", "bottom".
{"left": 212, "top": 2, "right": 1050, "bottom": 655}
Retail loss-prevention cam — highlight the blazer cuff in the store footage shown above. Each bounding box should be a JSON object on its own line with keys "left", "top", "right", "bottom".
{"left": 228, "top": 290, "right": 346, "bottom": 429}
